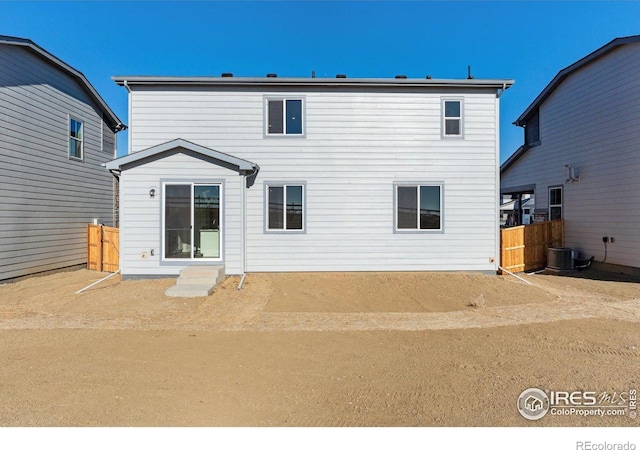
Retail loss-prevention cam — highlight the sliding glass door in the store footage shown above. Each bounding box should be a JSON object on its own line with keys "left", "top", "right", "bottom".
{"left": 164, "top": 183, "right": 221, "bottom": 260}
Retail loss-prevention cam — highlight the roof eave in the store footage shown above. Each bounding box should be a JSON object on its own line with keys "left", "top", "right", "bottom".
{"left": 0, "top": 35, "right": 126, "bottom": 132}
{"left": 106, "top": 138, "right": 258, "bottom": 172}
{"left": 500, "top": 144, "right": 530, "bottom": 174}
{"left": 515, "top": 35, "right": 640, "bottom": 125}
{"left": 112, "top": 76, "right": 514, "bottom": 90}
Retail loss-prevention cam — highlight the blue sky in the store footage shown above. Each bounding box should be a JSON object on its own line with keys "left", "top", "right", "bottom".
{"left": 1, "top": 1, "right": 639, "bottom": 160}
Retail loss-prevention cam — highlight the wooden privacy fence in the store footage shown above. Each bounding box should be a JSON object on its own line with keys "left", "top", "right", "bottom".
{"left": 500, "top": 220, "right": 564, "bottom": 274}
{"left": 87, "top": 225, "right": 119, "bottom": 272}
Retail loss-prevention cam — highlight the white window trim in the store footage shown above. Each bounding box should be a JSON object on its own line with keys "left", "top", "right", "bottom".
{"left": 161, "top": 182, "right": 224, "bottom": 262}
{"left": 441, "top": 98, "right": 464, "bottom": 139}
{"left": 394, "top": 183, "right": 444, "bottom": 233}
{"left": 68, "top": 116, "right": 84, "bottom": 161}
{"left": 265, "top": 182, "right": 306, "bottom": 233}
{"left": 549, "top": 186, "right": 563, "bottom": 220}
{"left": 264, "top": 96, "right": 306, "bottom": 137}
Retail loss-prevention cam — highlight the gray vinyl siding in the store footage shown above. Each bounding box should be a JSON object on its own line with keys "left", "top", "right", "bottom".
{"left": 0, "top": 45, "right": 115, "bottom": 280}
{"left": 501, "top": 42, "right": 640, "bottom": 268}
{"left": 122, "top": 84, "right": 502, "bottom": 274}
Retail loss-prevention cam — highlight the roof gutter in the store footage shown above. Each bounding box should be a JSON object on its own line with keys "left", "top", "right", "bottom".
{"left": 112, "top": 76, "right": 515, "bottom": 90}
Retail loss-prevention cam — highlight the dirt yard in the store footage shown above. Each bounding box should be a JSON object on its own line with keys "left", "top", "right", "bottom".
{"left": 0, "top": 269, "right": 639, "bottom": 426}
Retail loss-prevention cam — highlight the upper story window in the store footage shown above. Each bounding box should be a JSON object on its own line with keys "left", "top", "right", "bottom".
{"left": 69, "top": 117, "right": 84, "bottom": 160}
{"left": 266, "top": 183, "right": 305, "bottom": 231}
{"left": 525, "top": 110, "right": 540, "bottom": 146}
{"left": 395, "top": 184, "right": 442, "bottom": 231}
{"left": 442, "top": 99, "right": 463, "bottom": 138}
{"left": 266, "top": 98, "right": 304, "bottom": 136}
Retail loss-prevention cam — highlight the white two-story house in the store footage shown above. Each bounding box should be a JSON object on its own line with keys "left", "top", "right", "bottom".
{"left": 106, "top": 75, "right": 513, "bottom": 278}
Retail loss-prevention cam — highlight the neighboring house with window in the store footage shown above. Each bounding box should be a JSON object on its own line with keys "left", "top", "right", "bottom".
{"left": 106, "top": 74, "right": 513, "bottom": 278}
{"left": 0, "top": 35, "right": 126, "bottom": 281}
{"left": 501, "top": 35, "right": 640, "bottom": 272}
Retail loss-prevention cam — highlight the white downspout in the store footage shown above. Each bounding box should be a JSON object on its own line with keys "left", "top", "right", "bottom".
{"left": 120, "top": 79, "right": 132, "bottom": 276}
{"left": 494, "top": 90, "right": 501, "bottom": 273}
{"left": 239, "top": 172, "right": 248, "bottom": 290}
{"left": 238, "top": 165, "right": 259, "bottom": 290}
{"left": 123, "top": 80, "right": 132, "bottom": 155}
{"left": 497, "top": 83, "right": 507, "bottom": 98}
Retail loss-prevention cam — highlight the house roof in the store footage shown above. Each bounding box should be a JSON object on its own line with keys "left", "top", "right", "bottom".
{"left": 105, "top": 138, "right": 258, "bottom": 172}
{"left": 502, "top": 35, "right": 640, "bottom": 175}
{"left": 113, "top": 75, "right": 514, "bottom": 91}
{"left": 0, "top": 35, "right": 126, "bottom": 132}
{"left": 500, "top": 196, "right": 534, "bottom": 211}
{"left": 500, "top": 144, "right": 529, "bottom": 174}
{"left": 514, "top": 34, "right": 640, "bottom": 126}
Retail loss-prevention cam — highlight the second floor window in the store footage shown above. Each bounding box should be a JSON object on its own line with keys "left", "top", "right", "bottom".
{"left": 442, "top": 99, "right": 463, "bottom": 137}
{"left": 266, "top": 98, "right": 303, "bottom": 135}
{"left": 69, "top": 117, "right": 84, "bottom": 160}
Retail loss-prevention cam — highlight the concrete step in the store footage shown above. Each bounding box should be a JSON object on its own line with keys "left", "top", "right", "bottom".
{"left": 179, "top": 265, "right": 225, "bottom": 283}
{"left": 176, "top": 276, "right": 219, "bottom": 285}
{"left": 165, "top": 265, "right": 225, "bottom": 297}
{"left": 165, "top": 283, "right": 216, "bottom": 298}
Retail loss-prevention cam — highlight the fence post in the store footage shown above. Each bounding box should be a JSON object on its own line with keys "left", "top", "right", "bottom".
{"left": 97, "top": 225, "right": 103, "bottom": 272}
{"left": 499, "top": 228, "right": 505, "bottom": 274}
{"left": 87, "top": 225, "right": 91, "bottom": 270}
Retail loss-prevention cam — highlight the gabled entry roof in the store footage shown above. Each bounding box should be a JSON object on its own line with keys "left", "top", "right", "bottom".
{"left": 105, "top": 138, "right": 259, "bottom": 172}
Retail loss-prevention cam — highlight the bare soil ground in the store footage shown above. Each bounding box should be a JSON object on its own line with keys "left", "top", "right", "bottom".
{"left": 0, "top": 269, "right": 639, "bottom": 426}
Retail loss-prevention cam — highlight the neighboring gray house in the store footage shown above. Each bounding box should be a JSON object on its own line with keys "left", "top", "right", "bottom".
{"left": 501, "top": 35, "right": 640, "bottom": 273}
{"left": 0, "top": 36, "right": 126, "bottom": 281}
{"left": 106, "top": 74, "right": 513, "bottom": 278}
{"left": 500, "top": 195, "right": 534, "bottom": 227}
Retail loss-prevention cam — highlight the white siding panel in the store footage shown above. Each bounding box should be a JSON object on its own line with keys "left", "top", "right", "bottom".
{"left": 123, "top": 84, "right": 501, "bottom": 274}
{"left": 501, "top": 43, "right": 640, "bottom": 268}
